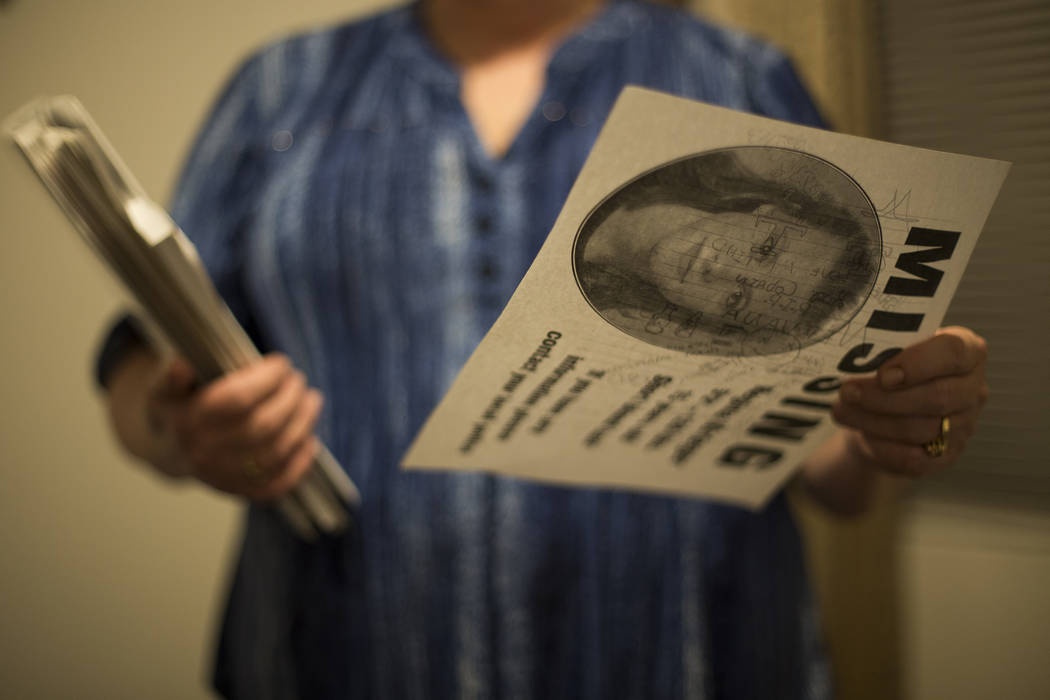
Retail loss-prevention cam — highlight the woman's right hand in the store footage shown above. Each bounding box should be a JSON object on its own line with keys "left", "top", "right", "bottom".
{"left": 108, "top": 350, "right": 322, "bottom": 501}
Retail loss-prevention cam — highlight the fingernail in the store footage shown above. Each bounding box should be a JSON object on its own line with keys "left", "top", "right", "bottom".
{"left": 881, "top": 367, "right": 905, "bottom": 389}
{"left": 842, "top": 384, "right": 862, "bottom": 403}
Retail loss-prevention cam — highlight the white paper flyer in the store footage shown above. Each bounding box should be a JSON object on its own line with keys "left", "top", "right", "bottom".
{"left": 402, "top": 86, "right": 1009, "bottom": 509}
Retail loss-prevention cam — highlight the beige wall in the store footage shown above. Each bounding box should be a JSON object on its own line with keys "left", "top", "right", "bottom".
{"left": 0, "top": 2, "right": 395, "bottom": 698}
{"left": 899, "top": 495, "right": 1050, "bottom": 699}
{"left": 2, "top": 2, "right": 1048, "bottom": 699}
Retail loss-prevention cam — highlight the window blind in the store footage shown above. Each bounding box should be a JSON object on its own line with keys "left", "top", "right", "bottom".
{"left": 881, "top": 0, "right": 1050, "bottom": 496}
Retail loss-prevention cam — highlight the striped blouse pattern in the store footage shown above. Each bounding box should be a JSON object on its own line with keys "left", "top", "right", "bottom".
{"left": 167, "top": 2, "right": 831, "bottom": 698}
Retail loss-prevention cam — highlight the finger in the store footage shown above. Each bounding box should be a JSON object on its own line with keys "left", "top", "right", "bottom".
{"left": 225, "top": 370, "right": 309, "bottom": 450}
{"left": 832, "top": 401, "right": 978, "bottom": 446}
{"left": 180, "top": 446, "right": 273, "bottom": 497}
{"left": 202, "top": 388, "right": 320, "bottom": 493}
{"left": 858, "top": 436, "right": 931, "bottom": 477}
{"left": 840, "top": 371, "right": 986, "bottom": 417}
{"left": 255, "top": 389, "right": 324, "bottom": 471}
{"left": 857, "top": 431, "right": 964, "bottom": 478}
{"left": 875, "top": 326, "right": 987, "bottom": 390}
{"left": 251, "top": 437, "right": 319, "bottom": 501}
{"left": 187, "top": 354, "right": 293, "bottom": 426}
{"left": 152, "top": 357, "right": 199, "bottom": 400}
{"left": 177, "top": 370, "right": 312, "bottom": 464}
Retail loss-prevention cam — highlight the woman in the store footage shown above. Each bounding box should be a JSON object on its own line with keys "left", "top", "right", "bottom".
{"left": 101, "top": 1, "right": 988, "bottom": 697}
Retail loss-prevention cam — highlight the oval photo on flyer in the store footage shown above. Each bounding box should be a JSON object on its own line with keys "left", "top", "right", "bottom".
{"left": 572, "top": 146, "right": 882, "bottom": 356}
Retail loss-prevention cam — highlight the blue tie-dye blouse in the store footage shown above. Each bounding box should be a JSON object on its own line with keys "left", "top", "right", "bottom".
{"left": 160, "top": 2, "right": 833, "bottom": 698}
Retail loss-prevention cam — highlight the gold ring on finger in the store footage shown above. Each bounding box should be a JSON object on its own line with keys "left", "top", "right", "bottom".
{"left": 922, "top": 416, "right": 950, "bottom": 458}
{"left": 243, "top": 457, "right": 269, "bottom": 483}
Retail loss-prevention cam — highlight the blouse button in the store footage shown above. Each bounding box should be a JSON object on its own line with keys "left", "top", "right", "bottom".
{"left": 542, "top": 101, "right": 567, "bottom": 122}
{"left": 271, "top": 130, "right": 294, "bottom": 151}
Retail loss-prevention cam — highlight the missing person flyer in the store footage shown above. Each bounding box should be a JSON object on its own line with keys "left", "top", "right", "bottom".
{"left": 401, "top": 86, "right": 1009, "bottom": 509}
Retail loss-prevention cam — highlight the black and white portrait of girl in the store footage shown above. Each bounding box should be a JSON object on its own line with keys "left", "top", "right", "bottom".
{"left": 572, "top": 147, "right": 882, "bottom": 356}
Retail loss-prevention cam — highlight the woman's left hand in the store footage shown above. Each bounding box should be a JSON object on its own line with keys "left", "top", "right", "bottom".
{"left": 832, "top": 326, "right": 989, "bottom": 477}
